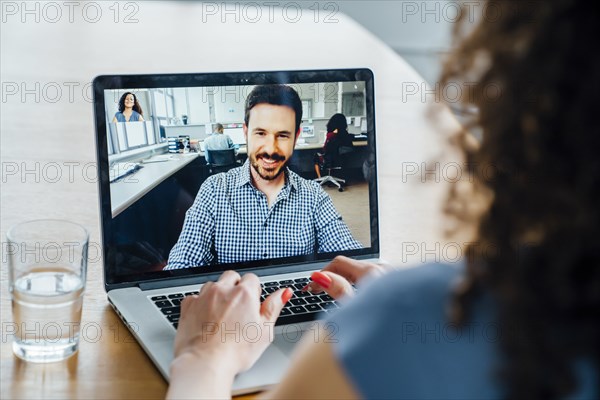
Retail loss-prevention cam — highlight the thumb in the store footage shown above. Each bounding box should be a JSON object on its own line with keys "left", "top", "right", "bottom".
{"left": 310, "top": 271, "right": 354, "bottom": 300}
{"left": 261, "top": 288, "right": 293, "bottom": 324}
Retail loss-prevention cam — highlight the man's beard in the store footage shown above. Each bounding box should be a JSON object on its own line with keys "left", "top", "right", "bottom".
{"left": 250, "top": 151, "right": 289, "bottom": 181}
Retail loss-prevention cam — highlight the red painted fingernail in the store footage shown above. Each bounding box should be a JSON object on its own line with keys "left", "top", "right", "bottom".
{"left": 282, "top": 288, "right": 293, "bottom": 304}
{"left": 311, "top": 271, "right": 332, "bottom": 289}
{"left": 301, "top": 285, "right": 310, "bottom": 292}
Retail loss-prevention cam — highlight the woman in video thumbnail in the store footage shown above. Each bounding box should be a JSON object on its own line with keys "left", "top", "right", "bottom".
{"left": 112, "top": 92, "right": 145, "bottom": 123}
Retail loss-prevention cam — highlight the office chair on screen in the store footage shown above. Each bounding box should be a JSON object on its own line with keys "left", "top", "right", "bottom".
{"left": 205, "top": 148, "right": 240, "bottom": 175}
{"left": 314, "top": 138, "right": 353, "bottom": 192}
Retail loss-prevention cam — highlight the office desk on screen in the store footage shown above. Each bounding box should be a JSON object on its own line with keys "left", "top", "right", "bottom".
{"left": 290, "top": 140, "right": 369, "bottom": 176}
{"left": 199, "top": 140, "right": 368, "bottom": 176}
{"left": 294, "top": 140, "right": 368, "bottom": 152}
{"left": 110, "top": 153, "right": 199, "bottom": 217}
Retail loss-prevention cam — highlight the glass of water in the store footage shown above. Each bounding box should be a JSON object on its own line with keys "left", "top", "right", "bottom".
{"left": 7, "top": 219, "right": 89, "bottom": 363}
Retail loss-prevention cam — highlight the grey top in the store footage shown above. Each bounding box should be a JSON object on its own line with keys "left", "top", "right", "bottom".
{"left": 327, "top": 263, "right": 598, "bottom": 399}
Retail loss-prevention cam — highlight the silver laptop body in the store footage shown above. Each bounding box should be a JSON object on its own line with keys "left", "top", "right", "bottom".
{"left": 93, "top": 69, "right": 379, "bottom": 395}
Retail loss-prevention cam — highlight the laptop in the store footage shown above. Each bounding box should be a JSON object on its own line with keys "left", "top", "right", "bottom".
{"left": 93, "top": 68, "right": 379, "bottom": 395}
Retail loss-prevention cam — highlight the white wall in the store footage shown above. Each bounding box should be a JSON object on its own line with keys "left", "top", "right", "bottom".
{"left": 172, "top": 88, "right": 188, "bottom": 119}
{"left": 296, "top": 82, "right": 338, "bottom": 119}
{"left": 187, "top": 87, "right": 211, "bottom": 124}
{"left": 213, "top": 85, "right": 247, "bottom": 123}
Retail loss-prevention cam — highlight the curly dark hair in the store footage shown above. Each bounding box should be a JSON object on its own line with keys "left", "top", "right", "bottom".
{"left": 118, "top": 92, "right": 143, "bottom": 115}
{"left": 440, "top": 0, "right": 600, "bottom": 397}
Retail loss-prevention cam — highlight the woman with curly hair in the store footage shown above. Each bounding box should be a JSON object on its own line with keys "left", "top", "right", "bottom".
{"left": 112, "top": 92, "right": 144, "bottom": 123}
{"left": 167, "top": 1, "right": 599, "bottom": 398}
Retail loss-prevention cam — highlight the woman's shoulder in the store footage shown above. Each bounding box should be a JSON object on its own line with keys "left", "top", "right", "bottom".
{"left": 355, "top": 262, "right": 463, "bottom": 308}
{"left": 328, "top": 262, "right": 467, "bottom": 341}
{"left": 326, "top": 262, "right": 500, "bottom": 399}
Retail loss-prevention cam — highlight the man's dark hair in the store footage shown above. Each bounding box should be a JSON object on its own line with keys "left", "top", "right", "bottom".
{"left": 244, "top": 85, "right": 303, "bottom": 133}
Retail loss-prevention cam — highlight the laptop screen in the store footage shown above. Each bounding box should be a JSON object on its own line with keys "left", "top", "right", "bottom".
{"left": 94, "top": 69, "right": 378, "bottom": 287}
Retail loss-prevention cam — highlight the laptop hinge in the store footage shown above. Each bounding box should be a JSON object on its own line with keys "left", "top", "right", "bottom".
{"left": 138, "top": 273, "right": 222, "bottom": 291}
{"left": 137, "top": 256, "right": 377, "bottom": 292}
{"left": 137, "top": 261, "right": 332, "bottom": 291}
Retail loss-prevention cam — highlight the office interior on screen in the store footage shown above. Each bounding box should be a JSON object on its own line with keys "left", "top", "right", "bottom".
{"left": 104, "top": 82, "right": 371, "bottom": 274}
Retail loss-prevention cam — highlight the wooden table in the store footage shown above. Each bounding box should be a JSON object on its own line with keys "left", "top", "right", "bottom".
{"left": 0, "top": 2, "right": 461, "bottom": 398}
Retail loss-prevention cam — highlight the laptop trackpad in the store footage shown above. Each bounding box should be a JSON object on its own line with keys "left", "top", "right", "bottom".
{"left": 232, "top": 335, "right": 291, "bottom": 393}
{"left": 272, "top": 324, "right": 311, "bottom": 356}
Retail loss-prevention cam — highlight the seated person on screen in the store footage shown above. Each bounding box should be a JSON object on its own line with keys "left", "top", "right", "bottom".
{"left": 112, "top": 92, "right": 145, "bottom": 122}
{"left": 314, "top": 113, "right": 354, "bottom": 178}
{"left": 165, "top": 85, "right": 362, "bottom": 269}
{"left": 203, "top": 123, "right": 235, "bottom": 164}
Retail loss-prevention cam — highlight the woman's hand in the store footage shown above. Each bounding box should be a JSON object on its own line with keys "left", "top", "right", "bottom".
{"left": 167, "top": 270, "right": 292, "bottom": 399}
{"left": 304, "top": 256, "right": 387, "bottom": 299}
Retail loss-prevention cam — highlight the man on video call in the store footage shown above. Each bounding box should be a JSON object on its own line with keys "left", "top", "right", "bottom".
{"left": 165, "top": 84, "right": 361, "bottom": 269}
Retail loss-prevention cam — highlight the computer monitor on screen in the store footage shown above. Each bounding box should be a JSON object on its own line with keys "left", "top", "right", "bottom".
{"left": 224, "top": 126, "right": 246, "bottom": 146}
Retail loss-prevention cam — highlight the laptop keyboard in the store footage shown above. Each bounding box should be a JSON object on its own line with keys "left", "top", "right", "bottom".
{"left": 150, "top": 277, "right": 340, "bottom": 329}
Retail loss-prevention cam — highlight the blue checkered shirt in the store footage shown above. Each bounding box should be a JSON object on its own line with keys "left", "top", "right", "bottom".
{"left": 165, "top": 160, "right": 362, "bottom": 269}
